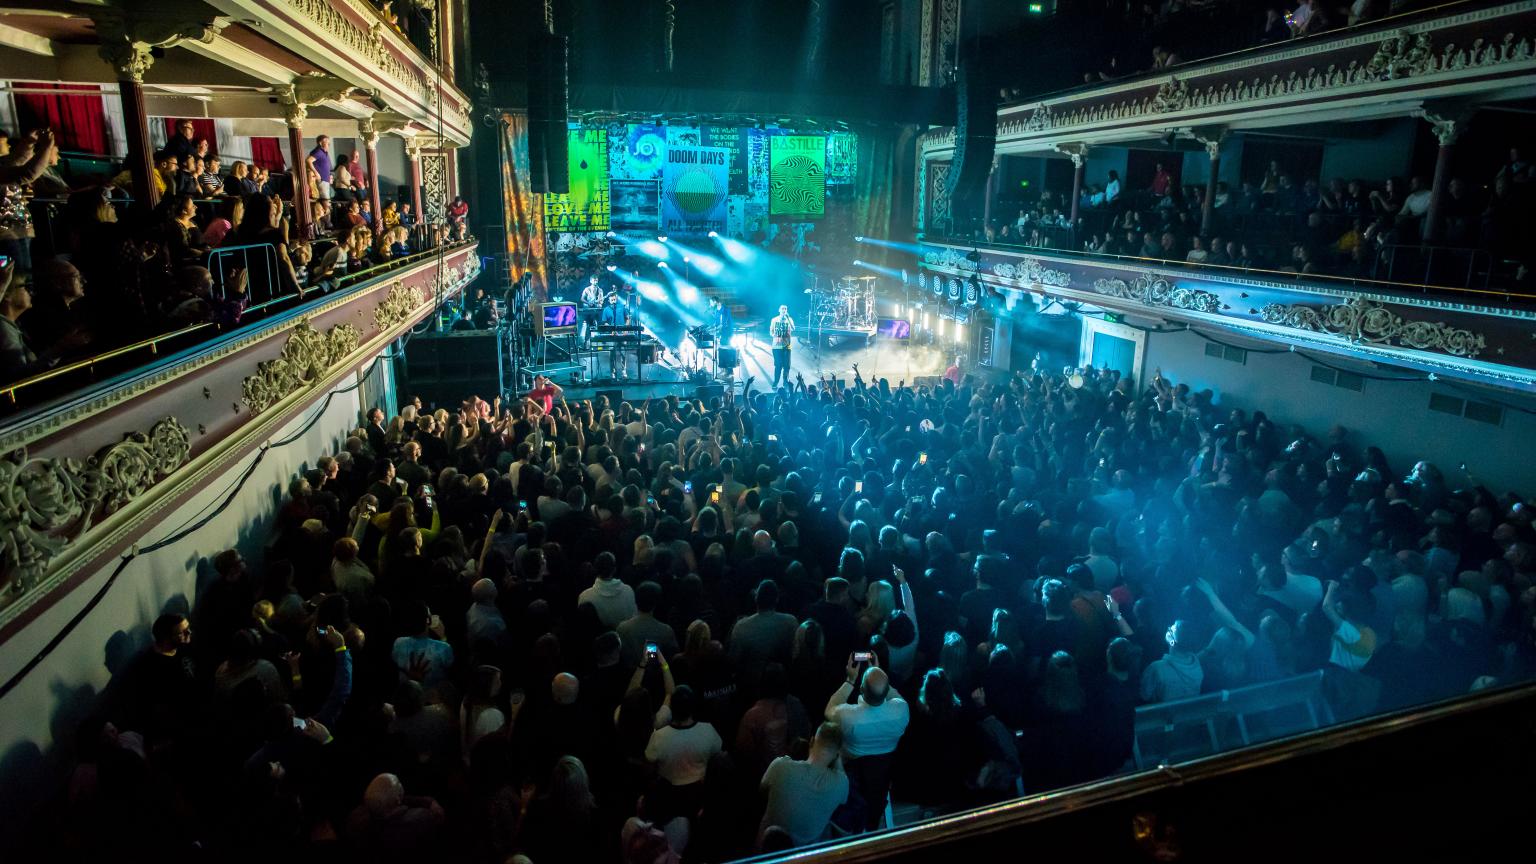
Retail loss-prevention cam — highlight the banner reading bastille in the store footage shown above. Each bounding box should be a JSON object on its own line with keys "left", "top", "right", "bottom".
{"left": 769, "top": 135, "right": 825, "bottom": 217}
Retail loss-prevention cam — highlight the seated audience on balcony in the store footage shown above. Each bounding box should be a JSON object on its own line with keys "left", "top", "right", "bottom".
{"left": 382, "top": 200, "right": 401, "bottom": 231}
{"left": 161, "top": 265, "right": 247, "bottom": 329}
{"left": 359, "top": 198, "right": 375, "bottom": 228}
{"left": 162, "top": 194, "right": 210, "bottom": 264}
{"left": 22, "top": 258, "right": 88, "bottom": 353}
{"left": 199, "top": 156, "right": 225, "bottom": 196}
{"left": 400, "top": 202, "right": 417, "bottom": 228}
{"left": 166, "top": 119, "right": 198, "bottom": 162}
{"left": 202, "top": 197, "right": 243, "bottom": 248}
{"left": 0, "top": 259, "right": 87, "bottom": 381}
{"left": 333, "top": 154, "right": 357, "bottom": 202}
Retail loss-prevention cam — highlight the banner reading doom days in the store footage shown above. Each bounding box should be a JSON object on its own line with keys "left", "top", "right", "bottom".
{"left": 544, "top": 127, "right": 611, "bottom": 232}
{"left": 769, "top": 135, "right": 825, "bottom": 217}
{"left": 662, "top": 144, "right": 730, "bottom": 235}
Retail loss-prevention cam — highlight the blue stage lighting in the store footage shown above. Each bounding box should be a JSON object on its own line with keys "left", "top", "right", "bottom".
{"left": 708, "top": 231, "right": 718, "bottom": 238}
{"left": 606, "top": 264, "right": 617, "bottom": 272}
{"left": 855, "top": 236, "right": 865, "bottom": 242}
{"left": 658, "top": 261, "right": 669, "bottom": 269}
{"left": 634, "top": 239, "right": 669, "bottom": 260}
{"left": 657, "top": 235, "right": 668, "bottom": 242}
{"left": 853, "top": 260, "right": 863, "bottom": 266}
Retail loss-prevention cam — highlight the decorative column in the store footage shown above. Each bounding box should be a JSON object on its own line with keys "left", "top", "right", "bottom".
{"left": 981, "top": 154, "right": 1000, "bottom": 234}
{"left": 361, "top": 124, "right": 382, "bottom": 233}
{"left": 283, "top": 100, "right": 311, "bottom": 239}
{"left": 1421, "top": 110, "right": 1465, "bottom": 245}
{"left": 407, "top": 139, "right": 425, "bottom": 221}
{"left": 94, "top": 16, "right": 223, "bottom": 210}
{"left": 276, "top": 76, "right": 357, "bottom": 241}
{"left": 1201, "top": 139, "right": 1221, "bottom": 237}
{"left": 1069, "top": 151, "right": 1086, "bottom": 228}
{"left": 103, "top": 48, "right": 157, "bottom": 209}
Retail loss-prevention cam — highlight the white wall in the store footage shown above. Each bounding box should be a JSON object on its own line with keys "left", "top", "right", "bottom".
{"left": 1139, "top": 327, "right": 1536, "bottom": 492}
{"left": 0, "top": 364, "right": 372, "bottom": 842}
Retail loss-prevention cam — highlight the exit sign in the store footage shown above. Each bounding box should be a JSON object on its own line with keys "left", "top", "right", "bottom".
{"left": 1103, "top": 312, "right": 1121, "bottom": 323}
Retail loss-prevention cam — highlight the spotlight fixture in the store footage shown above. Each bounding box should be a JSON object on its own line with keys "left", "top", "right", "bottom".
{"left": 853, "top": 260, "right": 863, "bottom": 266}
{"left": 683, "top": 257, "right": 691, "bottom": 263}
{"left": 855, "top": 236, "right": 865, "bottom": 242}
{"left": 606, "top": 264, "right": 617, "bottom": 272}
{"left": 708, "top": 230, "right": 718, "bottom": 238}
{"left": 605, "top": 231, "right": 616, "bottom": 238}
{"left": 658, "top": 261, "right": 669, "bottom": 269}
{"left": 658, "top": 235, "right": 669, "bottom": 242}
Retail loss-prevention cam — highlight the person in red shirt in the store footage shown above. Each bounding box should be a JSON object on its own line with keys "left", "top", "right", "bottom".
{"left": 943, "top": 355, "right": 964, "bottom": 386}
{"left": 1150, "top": 163, "right": 1172, "bottom": 197}
{"left": 525, "top": 374, "right": 561, "bottom": 414}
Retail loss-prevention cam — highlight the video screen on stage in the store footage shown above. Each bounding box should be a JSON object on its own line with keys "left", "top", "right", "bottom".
{"left": 877, "top": 317, "right": 911, "bottom": 340}
{"left": 539, "top": 302, "right": 579, "bottom": 334}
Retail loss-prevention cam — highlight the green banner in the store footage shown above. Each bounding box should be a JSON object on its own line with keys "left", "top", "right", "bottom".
{"left": 769, "top": 134, "right": 825, "bottom": 217}
{"left": 544, "top": 127, "right": 610, "bottom": 232}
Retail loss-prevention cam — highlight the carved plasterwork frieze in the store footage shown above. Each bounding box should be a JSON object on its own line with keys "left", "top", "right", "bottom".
{"left": 242, "top": 319, "right": 363, "bottom": 415}
{"left": 375, "top": 281, "right": 423, "bottom": 330}
{"left": 969, "top": 19, "right": 1536, "bottom": 148}
{"left": 1093, "top": 275, "right": 1220, "bottom": 313}
{"left": 1260, "top": 297, "right": 1485, "bottom": 357}
{"left": 0, "top": 418, "right": 190, "bottom": 600}
{"left": 995, "top": 258, "right": 1072, "bottom": 289}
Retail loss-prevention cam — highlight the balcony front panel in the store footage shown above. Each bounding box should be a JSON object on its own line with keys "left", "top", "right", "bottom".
{"left": 921, "top": 1, "right": 1536, "bottom": 161}
{"left": 0, "top": 243, "right": 481, "bottom": 639}
{"left": 918, "top": 240, "right": 1536, "bottom": 391}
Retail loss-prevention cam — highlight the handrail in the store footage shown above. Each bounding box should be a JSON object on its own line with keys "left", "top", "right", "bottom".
{"left": 737, "top": 680, "right": 1536, "bottom": 863}
{"left": 924, "top": 236, "right": 1536, "bottom": 302}
{"left": 0, "top": 241, "right": 475, "bottom": 405}
{"left": 993, "top": 0, "right": 1498, "bottom": 112}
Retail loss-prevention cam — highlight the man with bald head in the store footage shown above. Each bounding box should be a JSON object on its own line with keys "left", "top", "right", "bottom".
{"left": 825, "top": 654, "right": 909, "bottom": 831}
{"left": 22, "top": 258, "right": 87, "bottom": 352}
{"left": 345, "top": 772, "right": 445, "bottom": 857}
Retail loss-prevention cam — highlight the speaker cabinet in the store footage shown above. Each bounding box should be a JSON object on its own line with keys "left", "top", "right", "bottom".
{"left": 694, "top": 384, "right": 725, "bottom": 403}
{"left": 717, "top": 347, "right": 740, "bottom": 369}
{"left": 945, "top": 55, "right": 996, "bottom": 214}
{"left": 528, "top": 34, "right": 569, "bottom": 195}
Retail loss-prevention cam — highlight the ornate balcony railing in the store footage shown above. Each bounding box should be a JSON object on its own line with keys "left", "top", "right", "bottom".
{"left": 207, "top": 0, "right": 473, "bottom": 143}
{"left": 919, "top": 0, "right": 1536, "bottom": 166}
{"left": 0, "top": 241, "right": 481, "bottom": 637}
{"left": 917, "top": 239, "right": 1536, "bottom": 392}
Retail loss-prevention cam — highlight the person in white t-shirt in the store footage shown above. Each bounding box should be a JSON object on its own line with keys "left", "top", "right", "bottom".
{"left": 645, "top": 684, "right": 723, "bottom": 822}
{"left": 825, "top": 658, "right": 909, "bottom": 831}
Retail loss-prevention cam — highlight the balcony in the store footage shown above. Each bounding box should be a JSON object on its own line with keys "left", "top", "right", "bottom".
{"left": 916, "top": 237, "right": 1536, "bottom": 392}
{"left": 921, "top": 0, "right": 1536, "bottom": 163}
{"left": 0, "top": 240, "right": 480, "bottom": 637}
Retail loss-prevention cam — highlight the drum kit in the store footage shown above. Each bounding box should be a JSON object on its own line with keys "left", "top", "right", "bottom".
{"left": 809, "top": 274, "right": 877, "bottom": 334}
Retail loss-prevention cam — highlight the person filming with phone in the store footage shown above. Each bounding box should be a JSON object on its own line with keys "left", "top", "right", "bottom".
{"left": 825, "top": 651, "right": 910, "bottom": 832}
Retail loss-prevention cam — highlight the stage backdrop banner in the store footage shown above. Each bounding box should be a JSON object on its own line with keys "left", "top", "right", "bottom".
{"left": 769, "top": 135, "right": 826, "bottom": 217}
{"left": 544, "top": 127, "right": 610, "bottom": 232}
{"left": 611, "top": 180, "right": 661, "bottom": 232}
{"left": 662, "top": 144, "right": 730, "bottom": 235}
{"left": 500, "top": 113, "right": 548, "bottom": 298}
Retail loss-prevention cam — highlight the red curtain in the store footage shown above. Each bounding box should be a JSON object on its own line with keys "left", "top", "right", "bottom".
{"left": 13, "top": 82, "right": 107, "bottom": 155}
{"left": 163, "top": 118, "right": 218, "bottom": 155}
{"left": 250, "top": 137, "right": 285, "bottom": 171}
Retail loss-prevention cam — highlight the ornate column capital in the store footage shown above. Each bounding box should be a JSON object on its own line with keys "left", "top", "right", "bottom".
{"left": 1190, "top": 126, "right": 1227, "bottom": 160}
{"left": 359, "top": 110, "right": 413, "bottom": 148}
{"left": 1420, "top": 109, "right": 1469, "bottom": 147}
{"left": 276, "top": 74, "right": 359, "bottom": 130}
{"left": 92, "top": 11, "right": 224, "bottom": 82}
{"left": 1053, "top": 143, "right": 1087, "bottom": 168}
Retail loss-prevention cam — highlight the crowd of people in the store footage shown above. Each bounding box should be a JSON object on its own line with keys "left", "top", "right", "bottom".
{"left": 0, "top": 122, "right": 471, "bottom": 387}
{"left": 973, "top": 147, "right": 1534, "bottom": 286}
{"left": 62, "top": 356, "right": 1536, "bottom": 862}
{"left": 999, "top": 0, "right": 1430, "bottom": 100}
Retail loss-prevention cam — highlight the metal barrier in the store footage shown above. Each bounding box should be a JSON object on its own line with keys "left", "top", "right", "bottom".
{"left": 205, "top": 242, "right": 281, "bottom": 305}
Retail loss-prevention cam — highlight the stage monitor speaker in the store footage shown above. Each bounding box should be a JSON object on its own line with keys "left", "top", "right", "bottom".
{"left": 636, "top": 343, "right": 656, "bottom": 364}
{"left": 596, "top": 389, "right": 624, "bottom": 407}
{"left": 717, "top": 347, "right": 739, "bottom": 369}
{"left": 694, "top": 384, "right": 725, "bottom": 403}
{"left": 945, "top": 55, "right": 996, "bottom": 212}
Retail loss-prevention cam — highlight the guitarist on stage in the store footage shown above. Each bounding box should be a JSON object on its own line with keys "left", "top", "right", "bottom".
{"left": 579, "top": 274, "right": 604, "bottom": 344}
{"left": 769, "top": 304, "right": 795, "bottom": 388}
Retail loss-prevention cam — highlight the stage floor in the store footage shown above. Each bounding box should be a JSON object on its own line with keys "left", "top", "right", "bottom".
{"left": 553, "top": 334, "right": 953, "bottom": 403}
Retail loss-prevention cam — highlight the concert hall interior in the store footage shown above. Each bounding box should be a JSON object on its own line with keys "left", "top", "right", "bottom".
{"left": 3, "top": 0, "right": 1536, "bottom": 861}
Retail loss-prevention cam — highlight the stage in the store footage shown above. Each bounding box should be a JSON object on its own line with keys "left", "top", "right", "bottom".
{"left": 543, "top": 328, "right": 955, "bottom": 404}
